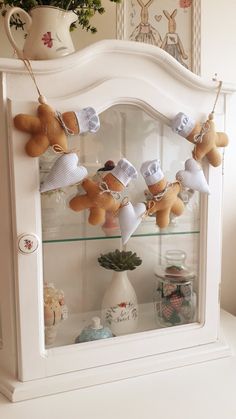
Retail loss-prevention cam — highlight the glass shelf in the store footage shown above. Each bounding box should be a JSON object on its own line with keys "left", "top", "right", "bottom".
{"left": 42, "top": 218, "right": 200, "bottom": 244}
{"left": 47, "top": 301, "right": 199, "bottom": 349}
{"left": 46, "top": 303, "right": 164, "bottom": 349}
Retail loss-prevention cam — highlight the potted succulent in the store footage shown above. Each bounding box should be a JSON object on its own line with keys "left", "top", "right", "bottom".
{"left": 1, "top": 0, "right": 121, "bottom": 60}
{"left": 98, "top": 249, "right": 142, "bottom": 336}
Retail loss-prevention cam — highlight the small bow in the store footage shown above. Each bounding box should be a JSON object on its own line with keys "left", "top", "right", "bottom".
{"left": 193, "top": 121, "right": 210, "bottom": 144}
{"left": 55, "top": 111, "right": 75, "bottom": 136}
{"left": 152, "top": 182, "right": 172, "bottom": 201}
{"left": 99, "top": 181, "right": 121, "bottom": 200}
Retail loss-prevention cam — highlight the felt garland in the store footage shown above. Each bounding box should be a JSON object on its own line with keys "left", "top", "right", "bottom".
{"left": 13, "top": 57, "right": 228, "bottom": 245}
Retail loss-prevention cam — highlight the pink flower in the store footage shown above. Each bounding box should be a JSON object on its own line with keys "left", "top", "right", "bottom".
{"left": 24, "top": 239, "right": 33, "bottom": 250}
{"left": 42, "top": 32, "right": 53, "bottom": 48}
{"left": 179, "top": 0, "right": 192, "bottom": 8}
{"left": 118, "top": 302, "right": 127, "bottom": 308}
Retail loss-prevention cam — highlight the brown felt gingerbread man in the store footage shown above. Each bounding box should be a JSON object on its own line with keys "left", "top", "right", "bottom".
{"left": 171, "top": 112, "right": 228, "bottom": 167}
{"left": 141, "top": 160, "right": 185, "bottom": 229}
{"left": 69, "top": 158, "right": 138, "bottom": 225}
{"left": 14, "top": 104, "right": 100, "bottom": 157}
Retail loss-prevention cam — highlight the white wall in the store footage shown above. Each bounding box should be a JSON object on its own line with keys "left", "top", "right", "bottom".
{"left": 0, "top": 0, "right": 235, "bottom": 315}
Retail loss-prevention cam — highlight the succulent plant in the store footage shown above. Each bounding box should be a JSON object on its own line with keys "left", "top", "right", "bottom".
{"left": 98, "top": 249, "right": 142, "bottom": 272}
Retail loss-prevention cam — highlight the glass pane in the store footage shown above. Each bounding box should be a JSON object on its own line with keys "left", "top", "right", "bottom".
{"left": 40, "top": 104, "right": 200, "bottom": 348}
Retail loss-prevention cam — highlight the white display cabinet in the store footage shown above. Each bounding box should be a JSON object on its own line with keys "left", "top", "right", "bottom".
{"left": 0, "top": 40, "right": 235, "bottom": 402}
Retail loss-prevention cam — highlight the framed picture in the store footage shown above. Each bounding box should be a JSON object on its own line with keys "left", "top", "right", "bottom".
{"left": 116, "top": 0, "right": 201, "bottom": 74}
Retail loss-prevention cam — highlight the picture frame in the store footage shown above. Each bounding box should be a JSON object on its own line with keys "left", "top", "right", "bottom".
{"left": 116, "top": 0, "right": 201, "bottom": 75}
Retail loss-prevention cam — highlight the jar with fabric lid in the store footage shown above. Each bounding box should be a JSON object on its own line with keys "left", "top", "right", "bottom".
{"left": 154, "top": 250, "right": 197, "bottom": 327}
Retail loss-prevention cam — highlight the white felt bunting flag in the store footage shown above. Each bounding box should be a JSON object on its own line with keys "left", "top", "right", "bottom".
{"left": 176, "top": 158, "right": 210, "bottom": 194}
{"left": 118, "top": 202, "right": 146, "bottom": 245}
{"left": 40, "top": 153, "right": 88, "bottom": 193}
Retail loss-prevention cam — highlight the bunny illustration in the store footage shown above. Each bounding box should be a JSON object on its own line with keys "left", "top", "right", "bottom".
{"left": 130, "top": 0, "right": 162, "bottom": 47}
{"left": 158, "top": 9, "right": 188, "bottom": 68}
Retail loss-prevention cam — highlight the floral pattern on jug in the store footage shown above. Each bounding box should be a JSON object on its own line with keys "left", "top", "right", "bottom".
{"left": 105, "top": 301, "right": 138, "bottom": 326}
{"left": 4, "top": 6, "right": 77, "bottom": 60}
{"left": 41, "top": 31, "right": 69, "bottom": 53}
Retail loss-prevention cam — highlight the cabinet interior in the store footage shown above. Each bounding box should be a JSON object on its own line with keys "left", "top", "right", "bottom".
{"left": 40, "top": 104, "right": 200, "bottom": 348}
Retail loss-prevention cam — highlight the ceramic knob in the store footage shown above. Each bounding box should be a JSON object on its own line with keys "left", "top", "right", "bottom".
{"left": 18, "top": 233, "right": 39, "bottom": 255}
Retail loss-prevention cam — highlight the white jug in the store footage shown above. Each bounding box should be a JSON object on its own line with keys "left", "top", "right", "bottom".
{"left": 4, "top": 6, "right": 77, "bottom": 60}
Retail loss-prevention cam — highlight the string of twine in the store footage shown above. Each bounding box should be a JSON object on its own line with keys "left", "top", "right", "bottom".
{"left": 151, "top": 181, "right": 172, "bottom": 201}
{"left": 113, "top": 196, "right": 129, "bottom": 217}
{"left": 98, "top": 181, "right": 122, "bottom": 201}
{"left": 211, "top": 79, "right": 223, "bottom": 115}
{"left": 19, "top": 57, "right": 81, "bottom": 154}
{"left": 114, "top": 197, "right": 151, "bottom": 220}
{"left": 20, "top": 57, "right": 47, "bottom": 104}
{"left": 55, "top": 111, "right": 75, "bottom": 136}
{"left": 193, "top": 79, "right": 222, "bottom": 160}
{"left": 110, "top": 179, "right": 183, "bottom": 219}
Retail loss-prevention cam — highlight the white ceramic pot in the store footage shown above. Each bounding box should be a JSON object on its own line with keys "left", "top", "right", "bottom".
{"left": 4, "top": 6, "right": 77, "bottom": 60}
{"left": 102, "top": 271, "right": 138, "bottom": 336}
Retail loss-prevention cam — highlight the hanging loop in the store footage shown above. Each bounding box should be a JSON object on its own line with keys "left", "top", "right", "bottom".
{"left": 20, "top": 57, "right": 47, "bottom": 104}
{"left": 211, "top": 79, "right": 223, "bottom": 115}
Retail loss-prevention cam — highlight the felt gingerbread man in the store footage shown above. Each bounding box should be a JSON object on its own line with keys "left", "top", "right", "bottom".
{"left": 14, "top": 104, "right": 100, "bottom": 157}
{"left": 69, "top": 158, "right": 138, "bottom": 225}
{"left": 141, "top": 159, "right": 185, "bottom": 228}
{"left": 171, "top": 112, "right": 228, "bottom": 167}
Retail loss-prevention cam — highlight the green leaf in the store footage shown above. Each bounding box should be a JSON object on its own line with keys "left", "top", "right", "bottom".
{"left": 98, "top": 249, "right": 142, "bottom": 271}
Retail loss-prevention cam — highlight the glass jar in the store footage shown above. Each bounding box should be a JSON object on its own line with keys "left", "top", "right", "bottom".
{"left": 154, "top": 250, "right": 197, "bottom": 327}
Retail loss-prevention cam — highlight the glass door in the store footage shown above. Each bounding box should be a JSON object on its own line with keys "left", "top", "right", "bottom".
{"left": 40, "top": 104, "right": 200, "bottom": 349}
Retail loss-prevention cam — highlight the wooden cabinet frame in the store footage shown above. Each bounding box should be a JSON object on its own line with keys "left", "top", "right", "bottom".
{"left": 0, "top": 40, "right": 235, "bottom": 401}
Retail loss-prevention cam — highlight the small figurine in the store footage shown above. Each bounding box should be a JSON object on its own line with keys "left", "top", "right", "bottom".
{"left": 14, "top": 105, "right": 100, "bottom": 157}
{"left": 75, "top": 317, "right": 113, "bottom": 343}
{"left": 141, "top": 159, "right": 185, "bottom": 228}
{"left": 69, "top": 158, "right": 138, "bottom": 225}
{"left": 44, "top": 283, "right": 68, "bottom": 346}
{"left": 171, "top": 112, "right": 228, "bottom": 167}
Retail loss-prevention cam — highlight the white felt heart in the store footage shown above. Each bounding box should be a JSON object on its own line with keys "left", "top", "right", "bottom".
{"left": 176, "top": 158, "right": 210, "bottom": 194}
{"left": 118, "top": 202, "right": 146, "bottom": 245}
{"left": 40, "top": 153, "right": 88, "bottom": 193}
